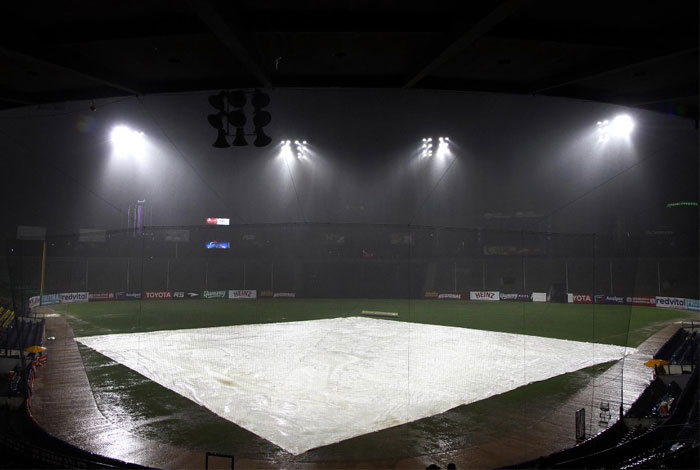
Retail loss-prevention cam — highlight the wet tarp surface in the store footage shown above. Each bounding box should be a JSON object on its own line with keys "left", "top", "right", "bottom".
{"left": 77, "top": 317, "right": 632, "bottom": 455}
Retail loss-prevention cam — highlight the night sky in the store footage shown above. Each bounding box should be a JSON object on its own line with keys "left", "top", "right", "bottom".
{"left": 0, "top": 88, "right": 697, "bottom": 239}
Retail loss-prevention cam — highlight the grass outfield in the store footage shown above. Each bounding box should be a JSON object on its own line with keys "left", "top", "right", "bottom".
{"left": 55, "top": 298, "right": 689, "bottom": 347}
{"left": 51, "top": 299, "right": 690, "bottom": 460}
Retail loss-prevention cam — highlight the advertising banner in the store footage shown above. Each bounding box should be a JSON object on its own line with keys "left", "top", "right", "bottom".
{"left": 17, "top": 225, "right": 46, "bottom": 240}
{"left": 656, "top": 296, "right": 686, "bottom": 310}
{"left": 79, "top": 228, "right": 106, "bottom": 243}
{"left": 89, "top": 291, "right": 114, "bottom": 302}
{"left": 686, "top": 299, "right": 700, "bottom": 312}
{"left": 206, "top": 218, "right": 230, "bottom": 226}
{"left": 173, "top": 291, "right": 200, "bottom": 300}
{"left": 423, "top": 291, "right": 439, "bottom": 299}
{"left": 29, "top": 296, "right": 40, "bottom": 308}
{"left": 470, "top": 291, "right": 499, "bottom": 301}
{"left": 531, "top": 292, "right": 547, "bottom": 303}
{"left": 500, "top": 293, "right": 519, "bottom": 301}
{"left": 40, "top": 294, "right": 57, "bottom": 305}
{"left": 114, "top": 291, "right": 142, "bottom": 301}
{"left": 163, "top": 229, "right": 190, "bottom": 242}
{"left": 206, "top": 241, "right": 230, "bottom": 249}
{"left": 438, "top": 293, "right": 462, "bottom": 300}
{"left": 604, "top": 295, "right": 627, "bottom": 305}
{"left": 570, "top": 293, "right": 594, "bottom": 304}
{"left": 144, "top": 291, "right": 174, "bottom": 300}
{"left": 626, "top": 296, "right": 656, "bottom": 306}
{"left": 203, "top": 290, "right": 227, "bottom": 299}
{"left": 59, "top": 292, "right": 88, "bottom": 304}
{"left": 594, "top": 295, "right": 606, "bottom": 304}
{"left": 273, "top": 292, "right": 296, "bottom": 298}
{"left": 229, "top": 290, "right": 257, "bottom": 299}
{"left": 259, "top": 290, "right": 274, "bottom": 298}
{"left": 41, "top": 294, "right": 60, "bottom": 305}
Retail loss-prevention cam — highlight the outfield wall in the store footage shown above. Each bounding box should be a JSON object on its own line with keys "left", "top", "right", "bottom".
{"left": 13, "top": 255, "right": 697, "bottom": 303}
{"left": 29, "top": 288, "right": 700, "bottom": 312}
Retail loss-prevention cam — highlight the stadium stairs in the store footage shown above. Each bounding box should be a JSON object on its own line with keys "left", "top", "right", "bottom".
{"left": 505, "top": 326, "right": 699, "bottom": 469}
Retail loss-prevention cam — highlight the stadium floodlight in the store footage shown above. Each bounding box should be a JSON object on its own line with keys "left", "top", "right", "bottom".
{"left": 597, "top": 114, "right": 634, "bottom": 142}
{"left": 610, "top": 114, "right": 634, "bottom": 137}
{"left": 420, "top": 138, "right": 436, "bottom": 158}
{"left": 111, "top": 125, "right": 146, "bottom": 157}
{"left": 293, "top": 139, "right": 309, "bottom": 159}
{"left": 436, "top": 136, "right": 450, "bottom": 158}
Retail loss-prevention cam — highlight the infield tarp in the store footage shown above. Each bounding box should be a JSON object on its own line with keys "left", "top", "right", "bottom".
{"left": 77, "top": 317, "right": 632, "bottom": 455}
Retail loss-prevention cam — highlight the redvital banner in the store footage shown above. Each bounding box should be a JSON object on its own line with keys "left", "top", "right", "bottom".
{"left": 59, "top": 292, "right": 89, "bottom": 304}
{"left": 626, "top": 296, "right": 656, "bottom": 306}
{"left": 570, "top": 293, "right": 593, "bottom": 304}
{"left": 144, "top": 291, "right": 174, "bottom": 300}
{"left": 89, "top": 292, "right": 114, "bottom": 302}
{"left": 229, "top": 290, "right": 257, "bottom": 299}
{"left": 470, "top": 291, "right": 499, "bottom": 301}
{"left": 656, "top": 296, "right": 686, "bottom": 310}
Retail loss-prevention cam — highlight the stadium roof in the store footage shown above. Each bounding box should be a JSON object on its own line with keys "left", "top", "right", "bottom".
{"left": 1, "top": 1, "right": 698, "bottom": 122}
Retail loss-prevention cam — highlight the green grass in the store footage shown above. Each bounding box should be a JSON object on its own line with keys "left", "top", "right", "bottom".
{"left": 55, "top": 298, "right": 689, "bottom": 347}
{"left": 51, "top": 299, "right": 690, "bottom": 461}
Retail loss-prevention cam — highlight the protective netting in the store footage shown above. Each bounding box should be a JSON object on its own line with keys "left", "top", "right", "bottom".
{"left": 77, "top": 317, "right": 632, "bottom": 454}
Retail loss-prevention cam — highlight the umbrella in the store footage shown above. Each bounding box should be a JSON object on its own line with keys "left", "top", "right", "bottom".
{"left": 644, "top": 359, "right": 670, "bottom": 368}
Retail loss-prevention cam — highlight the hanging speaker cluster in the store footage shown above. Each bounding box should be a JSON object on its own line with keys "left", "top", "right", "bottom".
{"left": 207, "top": 90, "right": 272, "bottom": 148}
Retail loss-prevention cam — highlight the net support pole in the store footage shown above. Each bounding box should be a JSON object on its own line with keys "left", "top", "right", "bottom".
{"left": 39, "top": 240, "right": 47, "bottom": 299}
{"left": 453, "top": 261, "right": 457, "bottom": 292}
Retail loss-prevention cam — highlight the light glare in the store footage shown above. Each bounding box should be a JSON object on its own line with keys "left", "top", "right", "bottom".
{"left": 610, "top": 115, "right": 634, "bottom": 137}
{"left": 111, "top": 125, "right": 145, "bottom": 158}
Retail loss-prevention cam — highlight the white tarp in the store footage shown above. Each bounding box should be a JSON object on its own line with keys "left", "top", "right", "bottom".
{"left": 76, "top": 317, "right": 632, "bottom": 455}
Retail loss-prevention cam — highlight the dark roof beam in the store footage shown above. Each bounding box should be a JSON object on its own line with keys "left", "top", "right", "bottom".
{"left": 35, "top": 17, "right": 209, "bottom": 46}
{"left": 530, "top": 47, "right": 699, "bottom": 95}
{"left": 188, "top": 0, "right": 271, "bottom": 88}
{"left": 403, "top": 0, "right": 527, "bottom": 89}
{"left": 487, "top": 22, "right": 695, "bottom": 50}
{"left": 0, "top": 45, "right": 142, "bottom": 96}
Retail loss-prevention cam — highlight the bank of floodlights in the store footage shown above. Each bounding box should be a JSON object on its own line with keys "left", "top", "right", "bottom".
{"left": 280, "top": 139, "right": 308, "bottom": 159}
{"left": 207, "top": 89, "right": 272, "bottom": 148}
{"left": 421, "top": 136, "right": 449, "bottom": 157}
{"left": 111, "top": 125, "right": 145, "bottom": 158}
{"left": 597, "top": 114, "right": 634, "bottom": 143}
